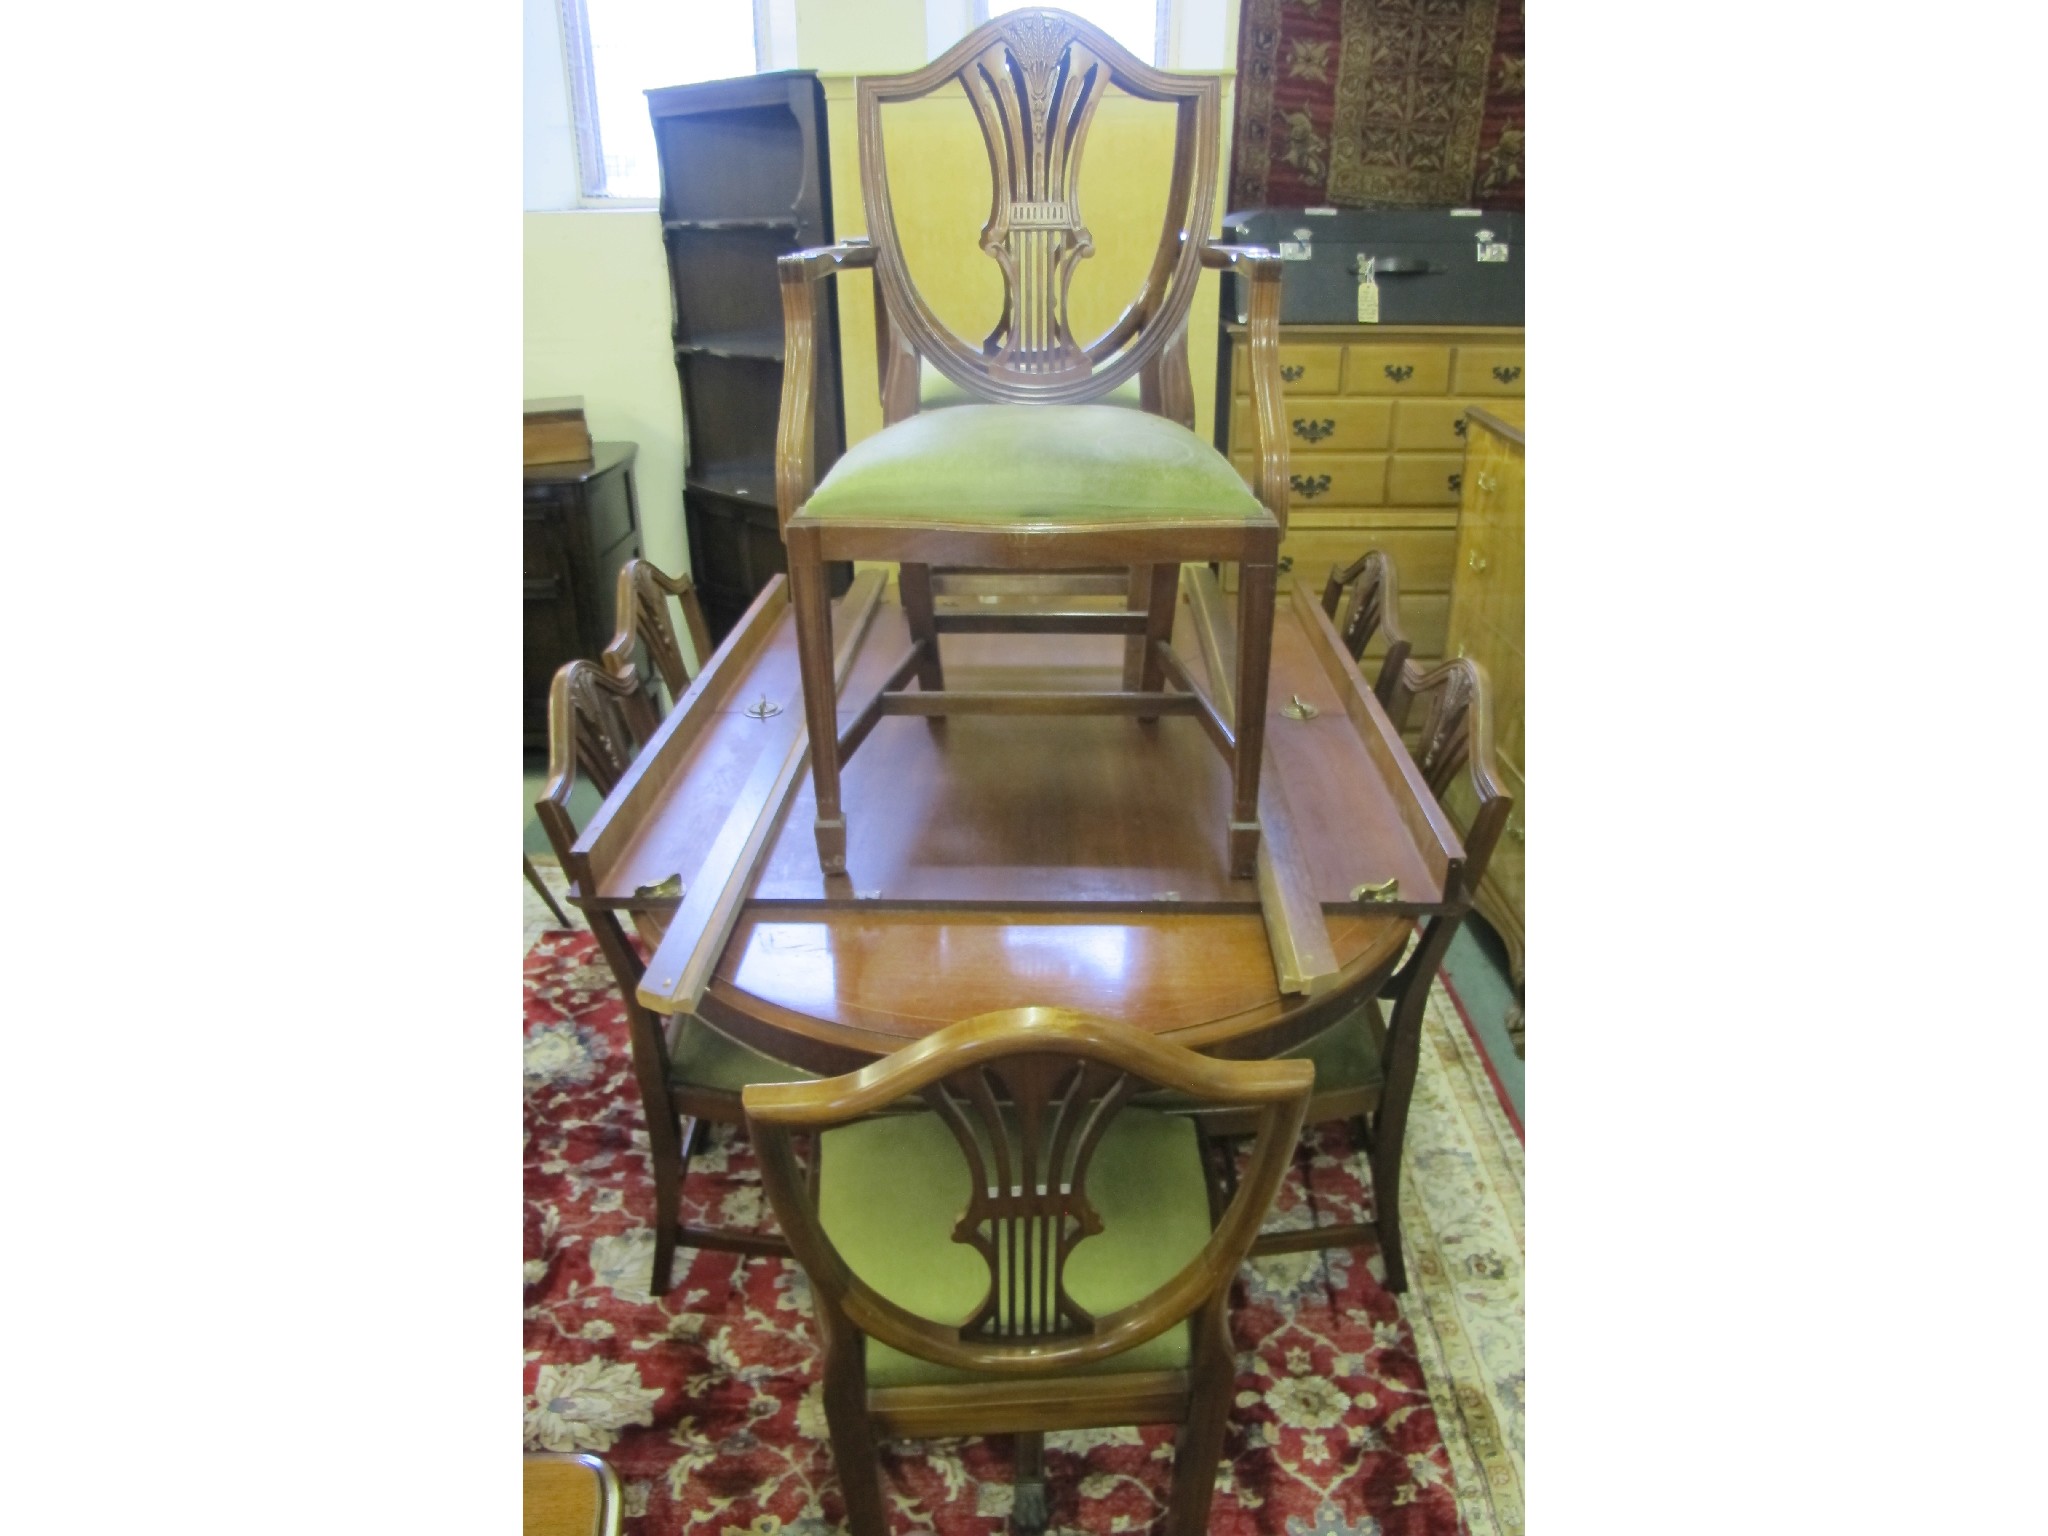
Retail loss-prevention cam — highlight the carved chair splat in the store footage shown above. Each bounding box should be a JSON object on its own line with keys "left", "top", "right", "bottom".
{"left": 602, "top": 558, "right": 714, "bottom": 714}
{"left": 1320, "top": 548, "right": 1412, "bottom": 708}
{"left": 771, "top": 8, "right": 1292, "bottom": 881}
{"left": 745, "top": 1007, "right": 1312, "bottom": 1536}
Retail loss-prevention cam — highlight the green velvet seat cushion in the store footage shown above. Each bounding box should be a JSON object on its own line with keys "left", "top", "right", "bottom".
{"left": 817, "top": 1105, "right": 1213, "bottom": 1389}
{"left": 1291, "top": 1006, "right": 1385, "bottom": 1094}
{"left": 668, "top": 1017, "right": 819, "bottom": 1094}
{"left": 918, "top": 359, "right": 1143, "bottom": 411}
{"left": 801, "top": 404, "right": 1269, "bottom": 526}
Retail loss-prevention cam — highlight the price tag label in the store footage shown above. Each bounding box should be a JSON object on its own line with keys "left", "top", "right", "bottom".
{"left": 1356, "top": 255, "right": 1380, "bottom": 323}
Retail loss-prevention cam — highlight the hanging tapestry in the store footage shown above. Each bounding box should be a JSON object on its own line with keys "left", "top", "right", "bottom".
{"left": 1229, "top": 0, "right": 1524, "bottom": 211}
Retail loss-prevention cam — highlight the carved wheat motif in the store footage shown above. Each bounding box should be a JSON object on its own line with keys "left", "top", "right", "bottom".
{"left": 922, "top": 1055, "right": 1134, "bottom": 1341}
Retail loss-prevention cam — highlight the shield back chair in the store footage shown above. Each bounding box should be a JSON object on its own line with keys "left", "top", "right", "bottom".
{"left": 1181, "top": 658, "right": 1509, "bottom": 1293}
{"left": 601, "top": 558, "right": 714, "bottom": 719}
{"left": 536, "top": 658, "right": 817, "bottom": 1294}
{"left": 771, "top": 8, "right": 1292, "bottom": 879}
{"left": 1320, "top": 548, "right": 1412, "bottom": 708}
{"left": 743, "top": 1007, "right": 1312, "bottom": 1536}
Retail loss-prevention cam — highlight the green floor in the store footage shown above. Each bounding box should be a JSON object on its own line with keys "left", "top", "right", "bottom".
{"left": 523, "top": 754, "right": 1524, "bottom": 1121}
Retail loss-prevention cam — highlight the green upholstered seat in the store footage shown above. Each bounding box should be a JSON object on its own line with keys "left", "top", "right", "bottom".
{"left": 800, "top": 404, "right": 1270, "bottom": 527}
{"left": 668, "top": 1017, "right": 819, "bottom": 1094}
{"left": 917, "top": 359, "right": 1144, "bottom": 411}
{"left": 1290, "top": 1006, "right": 1385, "bottom": 1094}
{"left": 817, "top": 1105, "right": 1214, "bottom": 1389}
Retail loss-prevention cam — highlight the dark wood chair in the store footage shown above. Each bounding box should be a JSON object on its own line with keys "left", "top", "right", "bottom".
{"left": 1320, "top": 548, "right": 1411, "bottom": 707}
{"left": 523, "top": 854, "right": 573, "bottom": 928}
{"left": 743, "top": 1005, "right": 1312, "bottom": 1536}
{"left": 536, "top": 657, "right": 817, "bottom": 1293}
{"left": 1182, "top": 658, "right": 1510, "bottom": 1293}
{"left": 770, "top": 8, "right": 1291, "bottom": 880}
{"left": 601, "top": 557, "right": 714, "bottom": 717}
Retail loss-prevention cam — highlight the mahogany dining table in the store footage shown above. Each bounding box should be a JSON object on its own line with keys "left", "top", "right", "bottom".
{"left": 559, "top": 566, "right": 1472, "bottom": 1079}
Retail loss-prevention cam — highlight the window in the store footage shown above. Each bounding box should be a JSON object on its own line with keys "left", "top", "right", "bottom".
{"left": 561, "top": 0, "right": 771, "bottom": 201}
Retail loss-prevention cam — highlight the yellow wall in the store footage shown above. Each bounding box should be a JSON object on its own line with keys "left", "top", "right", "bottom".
{"left": 522, "top": 209, "right": 690, "bottom": 578}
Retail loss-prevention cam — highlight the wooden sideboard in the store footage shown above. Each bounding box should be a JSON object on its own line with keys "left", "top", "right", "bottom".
{"left": 1442, "top": 407, "right": 1524, "bottom": 994}
{"left": 523, "top": 443, "right": 641, "bottom": 751}
{"left": 1218, "top": 322, "right": 1523, "bottom": 686}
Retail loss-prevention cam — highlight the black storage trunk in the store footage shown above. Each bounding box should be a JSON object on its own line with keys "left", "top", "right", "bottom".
{"left": 1221, "top": 208, "right": 1524, "bottom": 327}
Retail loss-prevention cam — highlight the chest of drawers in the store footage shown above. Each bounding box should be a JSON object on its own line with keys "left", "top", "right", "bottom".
{"left": 1218, "top": 323, "right": 1523, "bottom": 682}
{"left": 523, "top": 443, "right": 642, "bottom": 750}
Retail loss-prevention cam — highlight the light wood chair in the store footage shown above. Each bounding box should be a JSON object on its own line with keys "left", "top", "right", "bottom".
{"left": 536, "top": 657, "right": 817, "bottom": 1293}
{"left": 770, "top": 8, "right": 1291, "bottom": 880}
{"left": 1184, "top": 658, "right": 1510, "bottom": 1293}
{"left": 1320, "top": 548, "right": 1411, "bottom": 708}
{"left": 744, "top": 1006, "right": 1313, "bottom": 1536}
{"left": 601, "top": 557, "right": 714, "bottom": 718}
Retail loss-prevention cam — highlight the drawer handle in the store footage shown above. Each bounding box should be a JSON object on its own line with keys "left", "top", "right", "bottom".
{"left": 1383, "top": 364, "right": 1414, "bottom": 383}
{"left": 1468, "top": 551, "right": 1488, "bottom": 572}
{"left": 1452, "top": 417, "right": 1467, "bottom": 437}
{"left": 1277, "top": 555, "right": 1295, "bottom": 573}
{"left": 1292, "top": 417, "right": 1335, "bottom": 442}
{"left": 1477, "top": 471, "right": 1498, "bottom": 493}
{"left": 1492, "top": 365, "right": 1522, "bottom": 384}
{"left": 1290, "top": 473, "right": 1332, "bottom": 500}
{"left": 1448, "top": 472, "right": 1463, "bottom": 494}
{"left": 1508, "top": 820, "right": 1525, "bottom": 843}
{"left": 1280, "top": 364, "right": 1306, "bottom": 383}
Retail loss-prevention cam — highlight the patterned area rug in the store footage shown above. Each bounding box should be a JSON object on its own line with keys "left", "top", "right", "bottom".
{"left": 522, "top": 915, "right": 1523, "bottom": 1536}
{"left": 1229, "top": 0, "right": 1524, "bottom": 211}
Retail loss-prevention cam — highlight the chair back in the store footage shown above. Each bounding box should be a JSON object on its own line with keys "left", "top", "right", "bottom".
{"left": 602, "top": 559, "right": 713, "bottom": 712}
{"left": 1388, "top": 656, "right": 1512, "bottom": 901}
{"left": 857, "top": 8, "right": 1220, "bottom": 411}
{"left": 745, "top": 1007, "right": 1310, "bottom": 1377}
{"left": 534, "top": 658, "right": 660, "bottom": 867}
{"left": 1321, "top": 548, "right": 1411, "bottom": 705}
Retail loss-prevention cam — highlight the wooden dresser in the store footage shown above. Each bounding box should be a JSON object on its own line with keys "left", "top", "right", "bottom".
{"left": 1442, "top": 408, "right": 1525, "bottom": 990}
{"left": 1218, "top": 322, "right": 1525, "bottom": 995}
{"left": 523, "top": 442, "right": 642, "bottom": 751}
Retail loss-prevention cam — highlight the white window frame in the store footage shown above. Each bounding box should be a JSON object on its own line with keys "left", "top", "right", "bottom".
{"left": 968, "top": 0, "right": 1173, "bottom": 67}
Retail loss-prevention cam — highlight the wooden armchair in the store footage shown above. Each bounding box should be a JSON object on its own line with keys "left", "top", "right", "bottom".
{"left": 535, "top": 658, "right": 818, "bottom": 1294}
{"left": 600, "top": 558, "right": 713, "bottom": 717}
{"left": 1185, "top": 658, "right": 1509, "bottom": 1293}
{"left": 744, "top": 1006, "right": 1311, "bottom": 1536}
{"left": 771, "top": 8, "right": 1291, "bottom": 879}
{"left": 1321, "top": 548, "right": 1411, "bottom": 707}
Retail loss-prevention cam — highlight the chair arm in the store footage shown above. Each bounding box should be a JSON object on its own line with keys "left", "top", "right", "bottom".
{"left": 775, "top": 241, "right": 876, "bottom": 526}
{"left": 1199, "top": 242, "right": 1289, "bottom": 529}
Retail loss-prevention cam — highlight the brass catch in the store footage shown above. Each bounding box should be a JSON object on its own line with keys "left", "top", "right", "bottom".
{"left": 1281, "top": 693, "right": 1319, "bottom": 721}
{"left": 744, "top": 696, "right": 783, "bottom": 720}
{"left": 1351, "top": 877, "right": 1400, "bottom": 903}
{"left": 635, "top": 873, "right": 685, "bottom": 899}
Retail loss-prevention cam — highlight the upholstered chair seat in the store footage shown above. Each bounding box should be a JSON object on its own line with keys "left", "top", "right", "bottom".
{"left": 667, "top": 1017, "right": 820, "bottom": 1094}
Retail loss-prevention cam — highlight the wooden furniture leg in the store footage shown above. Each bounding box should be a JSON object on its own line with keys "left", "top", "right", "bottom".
{"left": 1367, "top": 915, "right": 1461, "bottom": 1293}
{"left": 1228, "top": 560, "right": 1276, "bottom": 877}
{"left": 898, "top": 561, "right": 946, "bottom": 693}
{"left": 1011, "top": 1431, "right": 1048, "bottom": 1535}
{"left": 787, "top": 527, "right": 848, "bottom": 872}
{"left": 524, "top": 855, "right": 572, "bottom": 927}
{"left": 819, "top": 1312, "right": 890, "bottom": 1536}
{"left": 1165, "top": 1299, "right": 1236, "bottom": 1535}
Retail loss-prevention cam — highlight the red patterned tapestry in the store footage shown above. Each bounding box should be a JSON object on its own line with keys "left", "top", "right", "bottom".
{"left": 1230, "top": 0, "right": 1524, "bottom": 212}
{"left": 523, "top": 929, "right": 1466, "bottom": 1536}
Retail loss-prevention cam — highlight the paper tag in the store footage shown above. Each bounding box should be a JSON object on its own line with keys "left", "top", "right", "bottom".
{"left": 1356, "top": 256, "right": 1380, "bottom": 323}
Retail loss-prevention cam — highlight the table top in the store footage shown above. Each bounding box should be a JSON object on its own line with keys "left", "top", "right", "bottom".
{"left": 565, "top": 572, "right": 1463, "bottom": 1074}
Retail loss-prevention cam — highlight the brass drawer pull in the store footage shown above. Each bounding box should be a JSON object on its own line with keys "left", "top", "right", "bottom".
{"left": 1508, "top": 821, "right": 1525, "bottom": 843}
{"left": 1476, "top": 471, "right": 1498, "bottom": 493}
{"left": 1448, "top": 472, "right": 1462, "bottom": 494}
{"left": 1281, "top": 363, "right": 1306, "bottom": 383}
{"left": 1290, "top": 473, "right": 1331, "bottom": 500}
{"left": 1468, "top": 551, "right": 1488, "bottom": 572}
{"left": 1292, "top": 417, "right": 1335, "bottom": 442}
{"left": 1277, "top": 555, "right": 1295, "bottom": 573}
{"left": 1452, "top": 417, "right": 1467, "bottom": 436}
{"left": 1492, "top": 365, "right": 1522, "bottom": 384}
{"left": 1383, "top": 364, "right": 1414, "bottom": 383}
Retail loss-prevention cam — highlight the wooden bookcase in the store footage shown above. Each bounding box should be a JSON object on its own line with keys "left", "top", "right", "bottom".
{"left": 646, "top": 71, "right": 851, "bottom": 642}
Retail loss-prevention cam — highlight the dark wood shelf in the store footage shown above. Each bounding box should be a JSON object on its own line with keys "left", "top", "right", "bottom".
{"left": 675, "top": 332, "right": 784, "bottom": 362}
{"left": 686, "top": 461, "right": 776, "bottom": 503}
{"left": 663, "top": 216, "right": 800, "bottom": 232}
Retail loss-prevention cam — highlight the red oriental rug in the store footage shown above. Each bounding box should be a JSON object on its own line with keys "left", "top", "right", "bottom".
{"left": 1229, "top": 0, "right": 1524, "bottom": 212}
{"left": 523, "top": 927, "right": 1498, "bottom": 1536}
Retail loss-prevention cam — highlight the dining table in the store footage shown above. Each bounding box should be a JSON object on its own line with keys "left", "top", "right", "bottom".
{"left": 560, "top": 564, "right": 1475, "bottom": 1080}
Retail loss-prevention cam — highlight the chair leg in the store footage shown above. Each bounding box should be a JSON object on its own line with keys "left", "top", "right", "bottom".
{"left": 787, "top": 526, "right": 847, "bottom": 873}
{"left": 1011, "top": 1431, "right": 1048, "bottom": 1535}
{"left": 819, "top": 1313, "right": 890, "bottom": 1536}
{"left": 1164, "top": 1300, "right": 1236, "bottom": 1536}
{"left": 898, "top": 562, "right": 946, "bottom": 694}
{"left": 1367, "top": 915, "right": 1461, "bottom": 1294}
{"left": 523, "top": 855, "right": 572, "bottom": 927}
{"left": 1228, "top": 559, "right": 1277, "bottom": 877}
